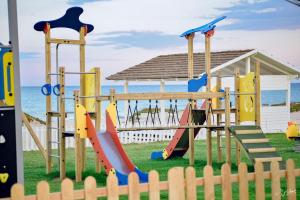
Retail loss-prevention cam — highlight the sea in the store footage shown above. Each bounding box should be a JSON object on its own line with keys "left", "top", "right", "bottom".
{"left": 21, "top": 83, "right": 300, "bottom": 120}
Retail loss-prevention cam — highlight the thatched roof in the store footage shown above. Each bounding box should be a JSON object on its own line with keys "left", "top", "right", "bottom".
{"left": 107, "top": 49, "right": 253, "bottom": 81}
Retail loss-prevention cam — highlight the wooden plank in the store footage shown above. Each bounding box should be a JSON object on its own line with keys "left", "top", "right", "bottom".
{"left": 45, "top": 24, "right": 52, "bottom": 174}
{"left": 49, "top": 38, "right": 85, "bottom": 45}
{"left": 187, "top": 33, "right": 194, "bottom": 80}
{"left": 189, "top": 100, "right": 195, "bottom": 166}
{"left": 286, "top": 159, "right": 296, "bottom": 200}
{"left": 271, "top": 161, "right": 281, "bottom": 200}
{"left": 149, "top": 170, "right": 160, "bottom": 200}
{"left": 248, "top": 147, "right": 276, "bottom": 153}
{"left": 238, "top": 163, "right": 249, "bottom": 200}
{"left": 234, "top": 68, "right": 241, "bottom": 166}
{"left": 22, "top": 113, "right": 47, "bottom": 161}
{"left": 97, "top": 92, "right": 225, "bottom": 101}
{"left": 168, "top": 167, "right": 185, "bottom": 200}
{"left": 61, "top": 178, "right": 74, "bottom": 200}
{"left": 84, "top": 176, "right": 97, "bottom": 200}
{"left": 80, "top": 26, "right": 87, "bottom": 172}
{"left": 128, "top": 172, "right": 140, "bottom": 200}
{"left": 225, "top": 88, "right": 231, "bottom": 165}
{"left": 59, "top": 67, "right": 66, "bottom": 180}
{"left": 37, "top": 181, "right": 49, "bottom": 200}
{"left": 241, "top": 138, "right": 269, "bottom": 144}
{"left": 185, "top": 167, "right": 196, "bottom": 200}
{"left": 94, "top": 68, "right": 101, "bottom": 173}
{"left": 255, "top": 61, "right": 261, "bottom": 126}
{"left": 221, "top": 163, "right": 232, "bottom": 200}
{"left": 74, "top": 90, "right": 82, "bottom": 182}
{"left": 235, "top": 129, "right": 262, "bottom": 134}
{"left": 254, "top": 157, "right": 282, "bottom": 162}
{"left": 254, "top": 162, "right": 265, "bottom": 200}
{"left": 204, "top": 165, "right": 215, "bottom": 200}
{"left": 11, "top": 183, "right": 24, "bottom": 200}
{"left": 107, "top": 174, "right": 119, "bottom": 200}
{"left": 216, "top": 74, "right": 222, "bottom": 162}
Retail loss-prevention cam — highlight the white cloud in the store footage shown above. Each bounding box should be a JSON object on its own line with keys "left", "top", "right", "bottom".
{"left": 253, "top": 7, "right": 277, "bottom": 13}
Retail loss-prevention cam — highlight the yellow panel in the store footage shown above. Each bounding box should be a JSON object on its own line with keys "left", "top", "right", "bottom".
{"left": 3, "top": 52, "right": 14, "bottom": 106}
{"left": 239, "top": 72, "right": 255, "bottom": 122}
{"left": 106, "top": 102, "right": 117, "bottom": 126}
{"left": 211, "top": 86, "right": 217, "bottom": 109}
{"left": 0, "top": 173, "right": 9, "bottom": 183}
{"left": 85, "top": 68, "right": 96, "bottom": 112}
{"left": 75, "top": 104, "right": 87, "bottom": 138}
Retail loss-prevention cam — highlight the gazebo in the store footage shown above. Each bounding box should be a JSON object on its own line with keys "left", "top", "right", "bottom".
{"left": 107, "top": 49, "right": 300, "bottom": 132}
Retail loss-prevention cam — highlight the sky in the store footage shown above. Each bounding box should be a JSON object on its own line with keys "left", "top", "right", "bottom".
{"left": 1, "top": 0, "right": 300, "bottom": 86}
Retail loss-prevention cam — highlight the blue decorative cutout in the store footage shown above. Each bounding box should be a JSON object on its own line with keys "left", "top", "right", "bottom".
{"left": 41, "top": 84, "right": 51, "bottom": 96}
{"left": 188, "top": 74, "right": 208, "bottom": 92}
{"left": 151, "top": 151, "right": 163, "bottom": 160}
{"left": 34, "top": 7, "right": 94, "bottom": 34}
{"left": 52, "top": 84, "right": 60, "bottom": 96}
{"left": 180, "top": 16, "right": 226, "bottom": 37}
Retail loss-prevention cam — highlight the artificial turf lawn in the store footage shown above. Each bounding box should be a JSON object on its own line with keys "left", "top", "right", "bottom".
{"left": 24, "top": 133, "right": 300, "bottom": 199}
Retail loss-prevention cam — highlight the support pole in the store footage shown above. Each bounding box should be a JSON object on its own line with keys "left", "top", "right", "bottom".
{"left": 205, "top": 33, "right": 212, "bottom": 166}
{"left": 58, "top": 67, "right": 66, "bottom": 180}
{"left": 45, "top": 23, "right": 52, "bottom": 174}
{"left": 255, "top": 61, "right": 261, "bottom": 126}
{"left": 216, "top": 74, "right": 222, "bottom": 162}
{"left": 186, "top": 33, "right": 195, "bottom": 166}
{"left": 7, "top": 0, "right": 24, "bottom": 183}
{"left": 74, "top": 90, "right": 82, "bottom": 182}
{"left": 225, "top": 87, "right": 231, "bottom": 165}
{"left": 234, "top": 68, "right": 241, "bottom": 165}
{"left": 95, "top": 68, "right": 101, "bottom": 173}
{"left": 79, "top": 27, "right": 86, "bottom": 171}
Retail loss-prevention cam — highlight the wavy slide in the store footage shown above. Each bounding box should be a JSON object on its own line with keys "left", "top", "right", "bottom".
{"left": 86, "top": 110, "right": 148, "bottom": 185}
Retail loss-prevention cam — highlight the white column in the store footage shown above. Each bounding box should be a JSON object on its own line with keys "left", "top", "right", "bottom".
{"left": 246, "top": 57, "right": 251, "bottom": 74}
{"left": 287, "top": 76, "right": 291, "bottom": 121}
{"left": 160, "top": 80, "right": 166, "bottom": 125}
{"left": 124, "top": 80, "right": 128, "bottom": 118}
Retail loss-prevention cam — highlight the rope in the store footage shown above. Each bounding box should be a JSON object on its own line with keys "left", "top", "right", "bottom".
{"left": 153, "top": 100, "right": 161, "bottom": 125}
{"left": 146, "top": 100, "right": 154, "bottom": 126}
{"left": 115, "top": 101, "right": 121, "bottom": 126}
{"left": 125, "top": 100, "right": 133, "bottom": 126}
{"left": 132, "top": 100, "right": 140, "bottom": 126}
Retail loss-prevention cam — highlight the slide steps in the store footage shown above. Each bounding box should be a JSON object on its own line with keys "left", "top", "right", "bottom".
{"left": 229, "top": 125, "right": 285, "bottom": 171}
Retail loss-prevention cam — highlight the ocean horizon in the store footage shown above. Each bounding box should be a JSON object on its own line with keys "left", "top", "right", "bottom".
{"left": 22, "top": 83, "right": 300, "bottom": 120}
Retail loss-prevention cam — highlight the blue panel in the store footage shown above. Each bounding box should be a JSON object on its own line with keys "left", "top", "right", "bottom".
{"left": 150, "top": 151, "right": 163, "bottom": 160}
{"left": 34, "top": 7, "right": 94, "bottom": 34}
{"left": 188, "top": 73, "right": 208, "bottom": 92}
{"left": 180, "top": 16, "right": 226, "bottom": 37}
{"left": 0, "top": 47, "right": 11, "bottom": 100}
{"left": 115, "top": 168, "right": 148, "bottom": 185}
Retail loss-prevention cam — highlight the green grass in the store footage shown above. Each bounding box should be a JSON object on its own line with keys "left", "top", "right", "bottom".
{"left": 24, "top": 133, "right": 300, "bottom": 199}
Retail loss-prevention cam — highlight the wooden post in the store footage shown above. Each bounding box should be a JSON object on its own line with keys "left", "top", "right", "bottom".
{"left": 160, "top": 80, "right": 166, "bottom": 125}
{"left": 225, "top": 87, "right": 231, "bottom": 165}
{"left": 205, "top": 33, "right": 212, "bottom": 166}
{"left": 255, "top": 61, "right": 261, "bottom": 126}
{"left": 186, "top": 33, "right": 195, "bottom": 166}
{"left": 216, "top": 74, "right": 222, "bottom": 162}
{"left": 59, "top": 67, "right": 66, "bottom": 180}
{"left": 74, "top": 90, "right": 82, "bottom": 182}
{"left": 95, "top": 68, "right": 101, "bottom": 173}
{"left": 234, "top": 68, "right": 241, "bottom": 165}
{"left": 45, "top": 23, "right": 52, "bottom": 174}
{"left": 79, "top": 26, "right": 87, "bottom": 171}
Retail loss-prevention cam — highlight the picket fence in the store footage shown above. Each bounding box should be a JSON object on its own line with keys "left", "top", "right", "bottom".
{"left": 4, "top": 160, "right": 300, "bottom": 200}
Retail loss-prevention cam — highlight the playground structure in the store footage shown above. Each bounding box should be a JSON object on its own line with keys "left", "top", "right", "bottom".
{"left": 30, "top": 8, "right": 289, "bottom": 185}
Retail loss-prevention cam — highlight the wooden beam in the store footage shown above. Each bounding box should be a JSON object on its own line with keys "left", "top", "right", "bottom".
{"left": 225, "top": 87, "right": 231, "bottom": 165}
{"left": 94, "top": 68, "right": 101, "bottom": 173}
{"left": 45, "top": 23, "right": 52, "bottom": 174}
{"left": 254, "top": 157, "right": 282, "bottom": 162}
{"left": 234, "top": 68, "right": 241, "bottom": 166}
{"left": 117, "top": 125, "right": 225, "bottom": 132}
{"left": 241, "top": 138, "right": 269, "bottom": 144}
{"left": 74, "top": 90, "right": 82, "bottom": 182}
{"left": 216, "top": 74, "right": 222, "bottom": 162}
{"left": 59, "top": 67, "right": 66, "bottom": 180}
{"left": 96, "top": 92, "right": 225, "bottom": 101}
{"left": 49, "top": 38, "right": 85, "bottom": 45}
{"left": 79, "top": 26, "right": 87, "bottom": 172}
{"left": 22, "top": 113, "right": 47, "bottom": 161}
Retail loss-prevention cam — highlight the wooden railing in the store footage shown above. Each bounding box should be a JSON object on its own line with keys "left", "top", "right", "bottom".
{"left": 4, "top": 160, "right": 300, "bottom": 200}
